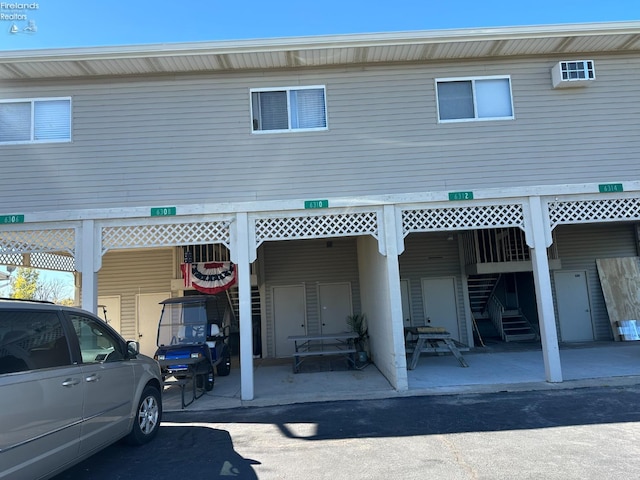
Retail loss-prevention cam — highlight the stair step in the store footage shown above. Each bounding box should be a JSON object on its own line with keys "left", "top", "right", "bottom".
{"left": 504, "top": 333, "right": 537, "bottom": 342}
{"left": 504, "top": 328, "right": 534, "bottom": 335}
{"left": 467, "top": 274, "right": 501, "bottom": 315}
{"left": 503, "top": 320, "right": 529, "bottom": 326}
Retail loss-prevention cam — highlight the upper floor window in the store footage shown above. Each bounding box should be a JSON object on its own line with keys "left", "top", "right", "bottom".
{"left": 436, "top": 76, "right": 513, "bottom": 122}
{"left": 251, "top": 86, "right": 327, "bottom": 133}
{"left": 0, "top": 98, "right": 71, "bottom": 144}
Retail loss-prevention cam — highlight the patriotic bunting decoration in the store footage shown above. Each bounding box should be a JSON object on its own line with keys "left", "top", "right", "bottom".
{"left": 181, "top": 261, "right": 236, "bottom": 294}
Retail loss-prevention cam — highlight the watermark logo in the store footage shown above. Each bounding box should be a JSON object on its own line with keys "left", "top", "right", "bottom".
{"left": 1, "top": 2, "right": 39, "bottom": 35}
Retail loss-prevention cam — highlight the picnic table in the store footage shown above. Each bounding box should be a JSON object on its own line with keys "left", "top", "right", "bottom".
{"left": 405, "top": 326, "right": 469, "bottom": 370}
{"left": 288, "top": 332, "right": 358, "bottom": 373}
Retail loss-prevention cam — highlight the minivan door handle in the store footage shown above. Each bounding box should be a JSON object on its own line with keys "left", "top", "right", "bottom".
{"left": 85, "top": 374, "right": 101, "bottom": 383}
{"left": 62, "top": 378, "right": 80, "bottom": 387}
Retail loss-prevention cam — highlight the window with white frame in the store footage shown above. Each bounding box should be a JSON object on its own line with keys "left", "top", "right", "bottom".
{"left": 0, "top": 98, "right": 71, "bottom": 144}
{"left": 251, "top": 86, "right": 327, "bottom": 132}
{"left": 436, "top": 76, "right": 513, "bottom": 122}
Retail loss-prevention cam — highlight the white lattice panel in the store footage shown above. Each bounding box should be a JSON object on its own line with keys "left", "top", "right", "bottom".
{"left": 29, "top": 252, "right": 76, "bottom": 271}
{"left": 549, "top": 197, "right": 640, "bottom": 229}
{"left": 0, "top": 228, "right": 75, "bottom": 255}
{"left": 0, "top": 253, "right": 22, "bottom": 266}
{"left": 402, "top": 204, "right": 524, "bottom": 235}
{"left": 102, "top": 221, "right": 231, "bottom": 252}
{"left": 254, "top": 211, "right": 379, "bottom": 245}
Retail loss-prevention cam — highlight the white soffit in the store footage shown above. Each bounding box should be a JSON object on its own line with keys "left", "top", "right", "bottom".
{"left": 1, "top": 22, "right": 639, "bottom": 80}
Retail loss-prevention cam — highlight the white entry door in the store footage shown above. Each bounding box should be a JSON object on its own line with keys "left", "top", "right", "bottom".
{"left": 421, "top": 277, "right": 460, "bottom": 341}
{"left": 136, "top": 292, "right": 170, "bottom": 357}
{"left": 97, "top": 295, "right": 121, "bottom": 333}
{"left": 554, "top": 270, "right": 594, "bottom": 342}
{"left": 274, "top": 285, "right": 307, "bottom": 357}
{"left": 318, "top": 282, "right": 352, "bottom": 334}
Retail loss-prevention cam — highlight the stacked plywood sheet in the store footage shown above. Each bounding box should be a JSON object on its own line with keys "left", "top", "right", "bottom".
{"left": 596, "top": 257, "right": 640, "bottom": 341}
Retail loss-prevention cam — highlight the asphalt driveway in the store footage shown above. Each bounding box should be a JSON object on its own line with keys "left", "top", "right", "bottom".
{"left": 55, "top": 383, "right": 640, "bottom": 479}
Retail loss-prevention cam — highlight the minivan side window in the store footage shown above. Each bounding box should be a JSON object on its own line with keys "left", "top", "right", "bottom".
{"left": 68, "top": 314, "right": 125, "bottom": 363}
{"left": 0, "top": 311, "right": 71, "bottom": 374}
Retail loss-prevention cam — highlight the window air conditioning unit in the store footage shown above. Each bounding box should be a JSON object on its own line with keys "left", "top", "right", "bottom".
{"left": 551, "top": 60, "right": 595, "bottom": 88}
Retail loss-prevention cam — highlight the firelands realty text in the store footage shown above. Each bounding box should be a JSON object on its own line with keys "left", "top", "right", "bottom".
{"left": 1, "top": 3, "right": 38, "bottom": 21}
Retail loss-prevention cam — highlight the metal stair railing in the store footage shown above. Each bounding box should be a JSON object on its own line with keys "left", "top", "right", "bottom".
{"left": 487, "top": 294, "right": 506, "bottom": 340}
{"left": 468, "top": 274, "right": 501, "bottom": 318}
{"left": 501, "top": 309, "right": 538, "bottom": 342}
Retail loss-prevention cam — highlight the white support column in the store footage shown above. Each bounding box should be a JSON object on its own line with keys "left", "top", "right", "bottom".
{"left": 527, "top": 197, "right": 562, "bottom": 382}
{"left": 457, "top": 234, "right": 476, "bottom": 348}
{"left": 383, "top": 205, "right": 408, "bottom": 391}
{"left": 79, "top": 220, "right": 99, "bottom": 314}
{"left": 234, "top": 212, "right": 254, "bottom": 401}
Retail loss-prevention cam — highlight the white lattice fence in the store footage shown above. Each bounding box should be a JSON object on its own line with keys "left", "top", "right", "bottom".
{"left": 0, "top": 228, "right": 75, "bottom": 255}
{"left": 101, "top": 220, "right": 232, "bottom": 253}
{"left": 0, "top": 251, "right": 77, "bottom": 272}
{"left": 549, "top": 197, "right": 640, "bottom": 229}
{"left": 29, "top": 252, "right": 76, "bottom": 271}
{"left": 254, "top": 211, "right": 379, "bottom": 247}
{"left": 0, "top": 228, "right": 76, "bottom": 271}
{"left": 402, "top": 204, "right": 524, "bottom": 235}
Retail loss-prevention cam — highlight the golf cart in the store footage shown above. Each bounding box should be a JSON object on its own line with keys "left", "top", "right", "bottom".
{"left": 154, "top": 295, "right": 232, "bottom": 395}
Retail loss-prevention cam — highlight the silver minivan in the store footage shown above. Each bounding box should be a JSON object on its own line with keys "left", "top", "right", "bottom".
{"left": 0, "top": 299, "right": 163, "bottom": 479}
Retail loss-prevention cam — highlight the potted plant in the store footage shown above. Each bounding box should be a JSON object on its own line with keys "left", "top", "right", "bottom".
{"left": 346, "top": 313, "right": 369, "bottom": 363}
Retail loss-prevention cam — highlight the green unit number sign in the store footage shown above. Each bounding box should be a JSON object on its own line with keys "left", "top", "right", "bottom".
{"left": 448, "top": 191, "right": 474, "bottom": 201}
{"left": 1, "top": 215, "right": 25, "bottom": 224}
{"left": 150, "top": 207, "right": 177, "bottom": 217}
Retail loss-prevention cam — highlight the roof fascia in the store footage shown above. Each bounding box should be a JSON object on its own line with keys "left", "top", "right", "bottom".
{"left": 2, "top": 21, "right": 640, "bottom": 63}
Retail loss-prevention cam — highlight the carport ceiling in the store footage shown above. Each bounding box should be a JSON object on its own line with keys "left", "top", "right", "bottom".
{"left": 1, "top": 21, "right": 640, "bottom": 80}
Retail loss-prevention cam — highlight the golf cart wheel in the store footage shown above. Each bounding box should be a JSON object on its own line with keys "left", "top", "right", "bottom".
{"left": 217, "top": 351, "right": 231, "bottom": 377}
{"left": 204, "top": 365, "right": 214, "bottom": 391}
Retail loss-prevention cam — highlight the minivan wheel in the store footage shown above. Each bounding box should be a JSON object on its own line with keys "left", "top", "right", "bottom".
{"left": 125, "top": 385, "right": 162, "bottom": 445}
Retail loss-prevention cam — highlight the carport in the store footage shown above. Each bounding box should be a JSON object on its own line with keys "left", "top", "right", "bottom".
{"left": 248, "top": 205, "right": 409, "bottom": 396}
{"left": 161, "top": 341, "right": 640, "bottom": 411}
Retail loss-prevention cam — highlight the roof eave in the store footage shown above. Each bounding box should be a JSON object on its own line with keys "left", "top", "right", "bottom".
{"left": 2, "top": 20, "right": 640, "bottom": 62}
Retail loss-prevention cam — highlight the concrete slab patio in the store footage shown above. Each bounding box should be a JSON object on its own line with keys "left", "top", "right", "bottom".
{"left": 162, "top": 341, "right": 640, "bottom": 412}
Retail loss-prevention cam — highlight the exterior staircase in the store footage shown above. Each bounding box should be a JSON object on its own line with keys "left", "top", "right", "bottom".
{"left": 225, "top": 285, "right": 261, "bottom": 326}
{"left": 468, "top": 274, "right": 538, "bottom": 342}
{"left": 468, "top": 274, "right": 501, "bottom": 317}
{"left": 467, "top": 274, "right": 501, "bottom": 341}
{"left": 501, "top": 309, "right": 538, "bottom": 342}
{"left": 225, "top": 285, "right": 263, "bottom": 356}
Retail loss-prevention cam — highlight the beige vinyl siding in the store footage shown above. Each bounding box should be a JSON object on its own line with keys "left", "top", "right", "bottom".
{"left": 97, "top": 248, "right": 174, "bottom": 340}
{"left": 262, "top": 237, "right": 361, "bottom": 357}
{"left": 399, "top": 232, "right": 468, "bottom": 345}
{"left": 1, "top": 54, "right": 640, "bottom": 211}
{"left": 553, "top": 223, "right": 639, "bottom": 341}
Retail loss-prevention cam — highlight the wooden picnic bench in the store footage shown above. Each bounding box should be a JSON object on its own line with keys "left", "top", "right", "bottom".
{"left": 158, "top": 358, "right": 205, "bottom": 409}
{"left": 288, "top": 332, "right": 358, "bottom": 373}
{"left": 405, "top": 326, "right": 469, "bottom": 370}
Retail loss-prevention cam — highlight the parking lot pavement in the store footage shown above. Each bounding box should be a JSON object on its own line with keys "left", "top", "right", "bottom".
{"left": 55, "top": 383, "right": 640, "bottom": 480}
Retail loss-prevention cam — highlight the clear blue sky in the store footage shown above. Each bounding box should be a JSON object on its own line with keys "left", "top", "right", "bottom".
{"left": 1, "top": 0, "right": 639, "bottom": 51}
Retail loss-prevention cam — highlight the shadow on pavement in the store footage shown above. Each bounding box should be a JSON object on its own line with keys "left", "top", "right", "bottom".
{"left": 54, "top": 425, "right": 260, "bottom": 480}
{"left": 177, "top": 384, "right": 640, "bottom": 441}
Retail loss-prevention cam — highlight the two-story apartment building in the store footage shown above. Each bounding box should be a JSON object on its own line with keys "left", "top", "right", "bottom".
{"left": 1, "top": 21, "right": 640, "bottom": 401}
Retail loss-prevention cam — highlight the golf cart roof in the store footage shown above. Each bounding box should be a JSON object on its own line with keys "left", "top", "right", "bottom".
{"left": 159, "top": 295, "right": 219, "bottom": 305}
